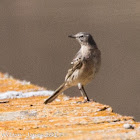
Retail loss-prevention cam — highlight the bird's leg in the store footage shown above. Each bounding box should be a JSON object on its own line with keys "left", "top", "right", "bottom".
{"left": 78, "top": 83, "right": 90, "bottom": 102}
{"left": 81, "top": 86, "right": 90, "bottom": 102}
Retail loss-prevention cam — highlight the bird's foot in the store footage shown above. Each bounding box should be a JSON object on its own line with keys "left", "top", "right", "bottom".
{"left": 76, "top": 99, "right": 94, "bottom": 104}
{"left": 83, "top": 99, "right": 93, "bottom": 103}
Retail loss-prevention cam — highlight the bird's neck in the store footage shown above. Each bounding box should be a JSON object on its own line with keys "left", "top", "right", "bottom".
{"left": 80, "top": 39, "right": 97, "bottom": 50}
{"left": 88, "top": 37, "right": 97, "bottom": 46}
{"left": 81, "top": 43, "right": 97, "bottom": 51}
{"left": 80, "top": 44, "right": 96, "bottom": 57}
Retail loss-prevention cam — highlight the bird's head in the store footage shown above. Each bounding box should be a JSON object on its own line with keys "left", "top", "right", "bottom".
{"left": 68, "top": 32, "right": 96, "bottom": 46}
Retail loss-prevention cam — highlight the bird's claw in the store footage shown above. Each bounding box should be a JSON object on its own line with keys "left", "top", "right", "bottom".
{"left": 76, "top": 99, "right": 94, "bottom": 104}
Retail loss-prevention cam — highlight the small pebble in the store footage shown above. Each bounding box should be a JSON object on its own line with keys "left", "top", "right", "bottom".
{"left": 63, "top": 96, "right": 69, "bottom": 101}
{"left": 123, "top": 123, "right": 134, "bottom": 129}
{"left": 55, "top": 99, "right": 60, "bottom": 102}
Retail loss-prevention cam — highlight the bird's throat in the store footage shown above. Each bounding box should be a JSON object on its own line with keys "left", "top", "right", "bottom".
{"left": 80, "top": 45, "right": 93, "bottom": 56}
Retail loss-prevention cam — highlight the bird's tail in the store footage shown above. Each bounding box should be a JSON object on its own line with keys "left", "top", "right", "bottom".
{"left": 44, "top": 83, "right": 67, "bottom": 104}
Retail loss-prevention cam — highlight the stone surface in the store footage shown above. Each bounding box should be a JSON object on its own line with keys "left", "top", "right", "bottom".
{"left": 0, "top": 72, "right": 139, "bottom": 140}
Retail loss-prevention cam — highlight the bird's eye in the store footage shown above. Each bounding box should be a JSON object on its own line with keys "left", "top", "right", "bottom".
{"left": 80, "top": 35, "right": 84, "bottom": 38}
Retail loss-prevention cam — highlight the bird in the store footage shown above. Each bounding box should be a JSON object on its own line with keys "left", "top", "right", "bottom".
{"left": 44, "top": 32, "right": 101, "bottom": 104}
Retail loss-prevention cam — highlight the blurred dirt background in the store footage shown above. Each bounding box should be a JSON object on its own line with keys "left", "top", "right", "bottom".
{"left": 0, "top": 0, "right": 139, "bottom": 120}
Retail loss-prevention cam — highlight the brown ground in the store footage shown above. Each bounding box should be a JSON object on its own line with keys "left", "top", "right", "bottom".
{"left": 0, "top": 72, "right": 140, "bottom": 140}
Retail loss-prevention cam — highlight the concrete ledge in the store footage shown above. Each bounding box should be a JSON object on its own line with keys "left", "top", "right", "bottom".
{"left": 0, "top": 73, "right": 139, "bottom": 139}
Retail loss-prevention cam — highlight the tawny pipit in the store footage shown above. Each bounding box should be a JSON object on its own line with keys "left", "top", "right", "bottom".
{"left": 44, "top": 32, "right": 101, "bottom": 104}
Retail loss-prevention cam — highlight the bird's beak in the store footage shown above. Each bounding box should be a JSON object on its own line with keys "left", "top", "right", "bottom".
{"left": 68, "top": 35, "right": 76, "bottom": 38}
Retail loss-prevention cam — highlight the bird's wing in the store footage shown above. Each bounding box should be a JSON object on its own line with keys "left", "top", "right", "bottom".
{"left": 65, "top": 57, "right": 83, "bottom": 81}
